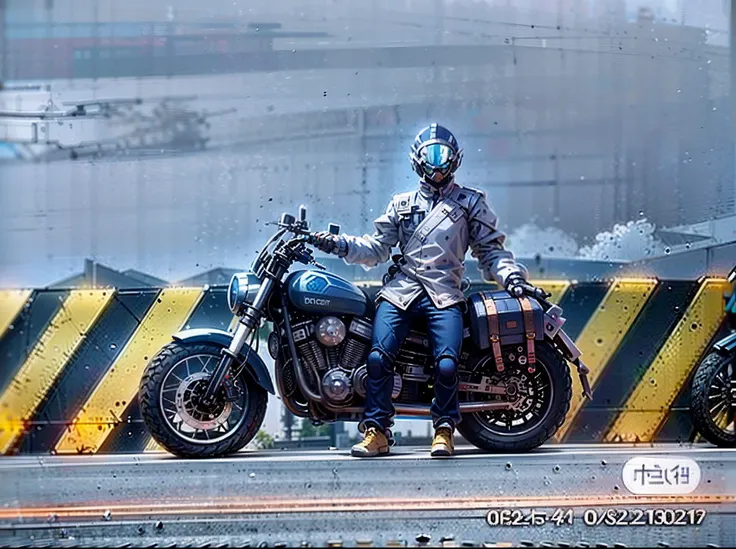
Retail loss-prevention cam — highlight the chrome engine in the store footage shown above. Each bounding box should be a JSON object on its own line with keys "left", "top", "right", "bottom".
{"left": 293, "top": 315, "right": 373, "bottom": 405}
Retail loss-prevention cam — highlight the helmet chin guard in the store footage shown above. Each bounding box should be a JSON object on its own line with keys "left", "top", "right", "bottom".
{"left": 410, "top": 124, "right": 463, "bottom": 188}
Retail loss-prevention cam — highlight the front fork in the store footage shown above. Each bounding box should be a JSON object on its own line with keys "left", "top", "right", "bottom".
{"left": 201, "top": 278, "right": 275, "bottom": 405}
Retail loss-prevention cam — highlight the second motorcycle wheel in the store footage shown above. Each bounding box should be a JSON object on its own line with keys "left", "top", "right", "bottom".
{"left": 690, "top": 351, "right": 735, "bottom": 447}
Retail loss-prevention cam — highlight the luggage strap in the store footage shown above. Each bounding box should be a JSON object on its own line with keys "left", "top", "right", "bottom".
{"left": 518, "top": 295, "right": 537, "bottom": 370}
{"left": 481, "top": 292, "right": 504, "bottom": 372}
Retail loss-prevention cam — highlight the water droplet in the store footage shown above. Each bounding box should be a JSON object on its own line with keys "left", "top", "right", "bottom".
{"left": 249, "top": 472, "right": 256, "bottom": 479}
{"left": 103, "top": 510, "right": 112, "bottom": 521}
{"left": 664, "top": 247, "right": 671, "bottom": 254}
{"left": 110, "top": 343, "right": 117, "bottom": 350}
{"left": 505, "top": 462, "right": 513, "bottom": 470}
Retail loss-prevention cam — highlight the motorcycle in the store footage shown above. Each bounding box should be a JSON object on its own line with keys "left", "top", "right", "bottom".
{"left": 689, "top": 265, "right": 736, "bottom": 447}
{"left": 139, "top": 205, "right": 593, "bottom": 458}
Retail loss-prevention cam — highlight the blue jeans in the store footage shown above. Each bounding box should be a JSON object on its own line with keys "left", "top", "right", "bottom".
{"left": 361, "top": 293, "right": 464, "bottom": 433}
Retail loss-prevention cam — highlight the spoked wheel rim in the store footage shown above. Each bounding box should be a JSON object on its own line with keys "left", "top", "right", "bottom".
{"left": 464, "top": 355, "right": 554, "bottom": 437}
{"left": 159, "top": 353, "right": 249, "bottom": 445}
{"left": 706, "top": 359, "right": 735, "bottom": 436}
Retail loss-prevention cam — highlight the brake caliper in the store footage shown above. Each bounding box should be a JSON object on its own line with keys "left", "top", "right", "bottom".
{"left": 222, "top": 374, "right": 241, "bottom": 403}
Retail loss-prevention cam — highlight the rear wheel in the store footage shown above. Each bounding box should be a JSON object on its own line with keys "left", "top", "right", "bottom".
{"left": 458, "top": 341, "right": 571, "bottom": 452}
{"left": 139, "top": 341, "right": 267, "bottom": 458}
{"left": 690, "top": 352, "right": 735, "bottom": 447}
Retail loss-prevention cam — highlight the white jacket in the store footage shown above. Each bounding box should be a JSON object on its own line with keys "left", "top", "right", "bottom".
{"left": 341, "top": 180, "right": 525, "bottom": 310}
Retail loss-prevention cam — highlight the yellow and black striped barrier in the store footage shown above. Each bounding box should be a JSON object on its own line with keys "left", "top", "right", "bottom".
{"left": 0, "top": 278, "right": 730, "bottom": 455}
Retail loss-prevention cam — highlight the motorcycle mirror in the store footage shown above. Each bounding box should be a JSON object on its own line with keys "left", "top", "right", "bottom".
{"left": 328, "top": 223, "right": 340, "bottom": 235}
{"left": 299, "top": 204, "right": 307, "bottom": 222}
{"left": 280, "top": 213, "right": 296, "bottom": 226}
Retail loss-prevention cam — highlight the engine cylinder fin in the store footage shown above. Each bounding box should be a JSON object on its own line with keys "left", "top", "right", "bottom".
{"left": 327, "top": 345, "right": 340, "bottom": 369}
{"left": 341, "top": 337, "right": 368, "bottom": 370}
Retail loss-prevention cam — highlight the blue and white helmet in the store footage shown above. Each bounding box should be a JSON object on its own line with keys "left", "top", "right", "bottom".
{"left": 409, "top": 123, "right": 463, "bottom": 188}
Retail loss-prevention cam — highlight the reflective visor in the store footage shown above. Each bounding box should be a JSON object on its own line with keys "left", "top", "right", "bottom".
{"left": 422, "top": 143, "right": 453, "bottom": 168}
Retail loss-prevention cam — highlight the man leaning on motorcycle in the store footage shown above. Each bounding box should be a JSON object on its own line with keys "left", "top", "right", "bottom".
{"left": 312, "top": 124, "right": 545, "bottom": 458}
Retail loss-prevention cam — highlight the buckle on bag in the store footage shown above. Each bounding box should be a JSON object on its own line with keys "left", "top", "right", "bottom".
{"left": 482, "top": 292, "right": 505, "bottom": 372}
{"left": 518, "top": 296, "right": 537, "bottom": 368}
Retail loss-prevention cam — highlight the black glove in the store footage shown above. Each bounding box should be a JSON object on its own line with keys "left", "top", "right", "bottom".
{"left": 312, "top": 231, "right": 342, "bottom": 255}
{"left": 505, "top": 274, "right": 549, "bottom": 299}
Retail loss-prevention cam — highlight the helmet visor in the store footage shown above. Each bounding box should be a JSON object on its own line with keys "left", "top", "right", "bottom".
{"left": 422, "top": 143, "right": 453, "bottom": 168}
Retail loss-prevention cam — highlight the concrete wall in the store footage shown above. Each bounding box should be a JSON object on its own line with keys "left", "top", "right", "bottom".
{"left": 0, "top": 0, "right": 733, "bottom": 287}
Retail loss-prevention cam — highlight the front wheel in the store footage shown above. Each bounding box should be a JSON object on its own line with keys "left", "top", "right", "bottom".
{"left": 458, "top": 341, "right": 572, "bottom": 452}
{"left": 690, "top": 351, "right": 735, "bottom": 447}
{"left": 139, "top": 341, "right": 267, "bottom": 458}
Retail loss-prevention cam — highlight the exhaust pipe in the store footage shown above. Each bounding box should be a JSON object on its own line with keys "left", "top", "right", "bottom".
{"left": 395, "top": 402, "right": 512, "bottom": 415}
{"left": 312, "top": 401, "right": 513, "bottom": 415}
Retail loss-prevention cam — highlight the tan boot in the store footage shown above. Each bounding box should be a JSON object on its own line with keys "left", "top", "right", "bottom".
{"left": 351, "top": 427, "right": 390, "bottom": 457}
{"left": 431, "top": 426, "right": 455, "bottom": 458}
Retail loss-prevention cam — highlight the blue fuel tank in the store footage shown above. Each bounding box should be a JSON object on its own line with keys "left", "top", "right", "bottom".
{"left": 286, "top": 270, "right": 368, "bottom": 317}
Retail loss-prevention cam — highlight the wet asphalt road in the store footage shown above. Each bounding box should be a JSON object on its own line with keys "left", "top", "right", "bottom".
{"left": 0, "top": 444, "right": 733, "bottom": 548}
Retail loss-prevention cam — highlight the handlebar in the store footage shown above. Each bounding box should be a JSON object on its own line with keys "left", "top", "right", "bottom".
{"left": 509, "top": 282, "right": 553, "bottom": 311}
{"left": 276, "top": 218, "right": 553, "bottom": 297}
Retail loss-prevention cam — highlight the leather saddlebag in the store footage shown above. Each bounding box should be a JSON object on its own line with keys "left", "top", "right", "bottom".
{"left": 467, "top": 290, "right": 545, "bottom": 370}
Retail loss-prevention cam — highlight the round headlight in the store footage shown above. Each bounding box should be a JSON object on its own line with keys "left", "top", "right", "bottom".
{"left": 227, "top": 276, "right": 239, "bottom": 312}
{"left": 228, "top": 271, "right": 261, "bottom": 314}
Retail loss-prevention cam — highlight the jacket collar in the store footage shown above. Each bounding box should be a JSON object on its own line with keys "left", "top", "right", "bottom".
{"left": 418, "top": 179, "right": 456, "bottom": 199}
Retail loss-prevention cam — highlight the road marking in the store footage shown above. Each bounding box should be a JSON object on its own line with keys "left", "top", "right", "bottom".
{"left": 0, "top": 290, "right": 32, "bottom": 340}
{"left": 607, "top": 278, "right": 730, "bottom": 442}
{"left": 1, "top": 493, "right": 732, "bottom": 521}
{"left": 0, "top": 290, "right": 114, "bottom": 454}
{"left": 556, "top": 279, "right": 657, "bottom": 441}
{"left": 55, "top": 288, "right": 203, "bottom": 454}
